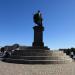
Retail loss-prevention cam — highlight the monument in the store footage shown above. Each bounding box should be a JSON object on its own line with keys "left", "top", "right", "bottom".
{"left": 2, "top": 11, "right": 72, "bottom": 64}
{"left": 32, "top": 11, "right": 44, "bottom": 47}
{"left": 32, "top": 11, "right": 49, "bottom": 49}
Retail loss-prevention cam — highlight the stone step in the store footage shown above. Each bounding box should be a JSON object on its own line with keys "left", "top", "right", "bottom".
{"left": 2, "top": 58, "right": 72, "bottom": 64}
{"left": 10, "top": 55, "right": 72, "bottom": 62}
{"left": 17, "top": 46, "right": 50, "bottom": 50}
{"left": 12, "top": 50, "right": 65, "bottom": 56}
{"left": 13, "top": 50, "right": 64, "bottom": 54}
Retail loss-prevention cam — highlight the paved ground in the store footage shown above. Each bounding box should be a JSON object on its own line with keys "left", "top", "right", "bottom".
{"left": 0, "top": 60, "right": 75, "bottom": 75}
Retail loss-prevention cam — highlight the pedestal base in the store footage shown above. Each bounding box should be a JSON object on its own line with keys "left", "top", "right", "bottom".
{"left": 32, "top": 42, "right": 44, "bottom": 48}
{"left": 32, "top": 26, "right": 44, "bottom": 47}
{"left": 2, "top": 50, "right": 72, "bottom": 64}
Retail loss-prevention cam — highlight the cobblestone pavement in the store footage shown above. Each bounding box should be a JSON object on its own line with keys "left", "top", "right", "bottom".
{"left": 0, "top": 61, "right": 75, "bottom": 75}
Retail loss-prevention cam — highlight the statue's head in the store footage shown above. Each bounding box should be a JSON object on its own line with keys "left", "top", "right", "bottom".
{"left": 33, "top": 10, "right": 43, "bottom": 26}
{"left": 37, "top": 10, "right": 40, "bottom": 14}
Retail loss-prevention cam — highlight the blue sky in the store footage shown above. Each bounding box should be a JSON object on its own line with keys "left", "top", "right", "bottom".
{"left": 0, "top": 0, "right": 75, "bottom": 49}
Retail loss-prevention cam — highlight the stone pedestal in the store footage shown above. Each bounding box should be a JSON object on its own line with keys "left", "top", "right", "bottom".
{"left": 32, "top": 26, "right": 44, "bottom": 47}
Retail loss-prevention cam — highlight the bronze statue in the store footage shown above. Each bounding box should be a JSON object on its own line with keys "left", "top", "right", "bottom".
{"left": 33, "top": 11, "right": 43, "bottom": 26}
